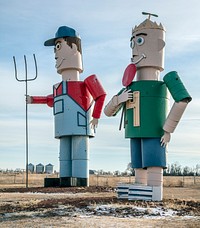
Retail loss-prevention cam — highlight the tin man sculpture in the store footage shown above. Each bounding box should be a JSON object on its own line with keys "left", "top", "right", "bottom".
{"left": 104, "top": 12, "right": 192, "bottom": 200}
{"left": 27, "top": 26, "right": 106, "bottom": 187}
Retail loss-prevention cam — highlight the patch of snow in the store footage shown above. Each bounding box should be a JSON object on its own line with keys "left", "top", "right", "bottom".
{"left": 1, "top": 204, "right": 198, "bottom": 221}
{"left": 90, "top": 205, "right": 178, "bottom": 218}
{"left": 26, "top": 192, "right": 71, "bottom": 196}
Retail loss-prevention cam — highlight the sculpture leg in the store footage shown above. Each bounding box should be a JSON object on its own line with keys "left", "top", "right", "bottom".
{"left": 121, "top": 138, "right": 165, "bottom": 200}
{"left": 135, "top": 168, "right": 147, "bottom": 185}
{"left": 130, "top": 138, "right": 147, "bottom": 184}
{"left": 72, "top": 135, "right": 89, "bottom": 186}
{"left": 143, "top": 138, "right": 165, "bottom": 201}
{"left": 59, "top": 136, "right": 72, "bottom": 186}
{"left": 147, "top": 167, "right": 163, "bottom": 201}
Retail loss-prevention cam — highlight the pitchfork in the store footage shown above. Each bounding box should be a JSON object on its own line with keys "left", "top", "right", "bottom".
{"left": 13, "top": 54, "right": 38, "bottom": 188}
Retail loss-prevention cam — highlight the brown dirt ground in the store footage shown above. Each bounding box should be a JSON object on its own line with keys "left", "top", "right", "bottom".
{"left": 0, "top": 186, "right": 199, "bottom": 227}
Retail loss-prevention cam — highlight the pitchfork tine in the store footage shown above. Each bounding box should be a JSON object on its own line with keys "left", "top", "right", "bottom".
{"left": 32, "top": 54, "right": 38, "bottom": 81}
{"left": 13, "top": 54, "right": 38, "bottom": 82}
{"left": 13, "top": 56, "right": 19, "bottom": 82}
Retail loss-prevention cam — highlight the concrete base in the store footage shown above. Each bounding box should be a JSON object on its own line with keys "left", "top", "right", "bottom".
{"left": 44, "top": 177, "right": 89, "bottom": 187}
{"left": 60, "top": 177, "right": 73, "bottom": 187}
{"left": 60, "top": 177, "right": 88, "bottom": 187}
{"left": 44, "top": 178, "right": 60, "bottom": 187}
{"left": 76, "top": 178, "right": 89, "bottom": 187}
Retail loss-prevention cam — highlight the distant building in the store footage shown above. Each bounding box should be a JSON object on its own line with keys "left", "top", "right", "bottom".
{"left": 45, "top": 163, "right": 53, "bottom": 174}
{"left": 36, "top": 163, "right": 44, "bottom": 174}
{"left": 28, "top": 163, "right": 34, "bottom": 173}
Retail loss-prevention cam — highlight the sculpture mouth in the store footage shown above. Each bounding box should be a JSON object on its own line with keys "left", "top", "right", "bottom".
{"left": 131, "top": 54, "right": 146, "bottom": 64}
{"left": 55, "top": 58, "right": 65, "bottom": 68}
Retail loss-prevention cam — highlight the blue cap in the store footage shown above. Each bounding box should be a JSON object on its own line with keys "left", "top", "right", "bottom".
{"left": 44, "top": 26, "right": 80, "bottom": 46}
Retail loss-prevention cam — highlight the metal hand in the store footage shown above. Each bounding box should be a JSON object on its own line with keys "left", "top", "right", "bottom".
{"left": 160, "top": 131, "right": 171, "bottom": 147}
{"left": 118, "top": 89, "right": 133, "bottom": 104}
{"left": 90, "top": 118, "right": 99, "bottom": 131}
{"left": 25, "top": 95, "right": 32, "bottom": 104}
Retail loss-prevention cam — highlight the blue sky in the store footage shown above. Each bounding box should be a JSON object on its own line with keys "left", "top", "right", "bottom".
{"left": 0, "top": 0, "right": 200, "bottom": 172}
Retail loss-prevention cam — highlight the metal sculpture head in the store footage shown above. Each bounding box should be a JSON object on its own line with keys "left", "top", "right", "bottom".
{"left": 44, "top": 26, "right": 83, "bottom": 75}
{"left": 130, "top": 12, "right": 166, "bottom": 71}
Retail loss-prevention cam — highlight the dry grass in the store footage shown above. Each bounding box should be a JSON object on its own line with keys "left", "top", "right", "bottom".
{"left": 1, "top": 216, "right": 199, "bottom": 228}
{"left": 0, "top": 173, "right": 199, "bottom": 188}
{"left": 0, "top": 186, "right": 199, "bottom": 228}
{"left": 90, "top": 175, "right": 200, "bottom": 188}
{"left": 0, "top": 175, "right": 199, "bottom": 228}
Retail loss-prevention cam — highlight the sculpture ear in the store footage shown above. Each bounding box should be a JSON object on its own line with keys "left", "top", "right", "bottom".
{"left": 158, "top": 39, "right": 165, "bottom": 51}
{"left": 71, "top": 43, "right": 78, "bottom": 54}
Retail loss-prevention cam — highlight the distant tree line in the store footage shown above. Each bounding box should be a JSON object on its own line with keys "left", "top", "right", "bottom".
{"left": 163, "top": 163, "right": 200, "bottom": 176}
{"left": 91, "top": 162, "right": 200, "bottom": 176}
{"left": 123, "top": 162, "right": 200, "bottom": 176}
{"left": 1, "top": 162, "right": 200, "bottom": 177}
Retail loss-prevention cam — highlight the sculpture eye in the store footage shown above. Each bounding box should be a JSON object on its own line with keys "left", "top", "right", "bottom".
{"left": 130, "top": 39, "right": 135, "bottom": 49}
{"left": 136, "top": 37, "right": 145, "bottom": 45}
{"left": 55, "top": 42, "right": 62, "bottom": 51}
